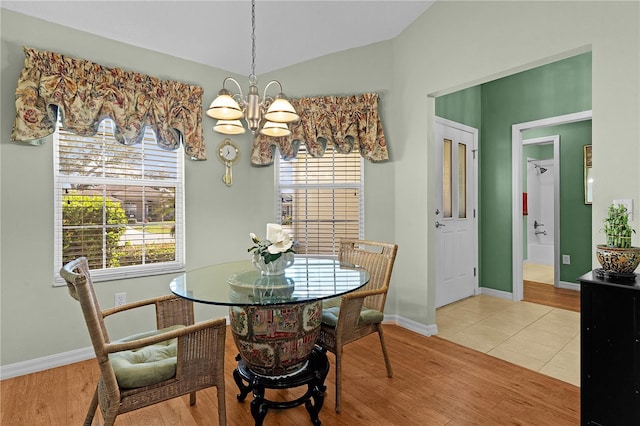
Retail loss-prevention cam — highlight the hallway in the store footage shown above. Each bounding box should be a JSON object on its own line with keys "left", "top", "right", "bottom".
{"left": 436, "top": 294, "right": 580, "bottom": 386}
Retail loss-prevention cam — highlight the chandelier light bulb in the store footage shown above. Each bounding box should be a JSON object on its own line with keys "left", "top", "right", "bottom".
{"left": 206, "top": 90, "right": 243, "bottom": 120}
{"left": 206, "top": 0, "right": 298, "bottom": 136}
{"left": 260, "top": 121, "right": 292, "bottom": 137}
{"left": 265, "top": 95, "right": 300, "bottom": 123}
{"left": 213, "top": 120, "right": 246, "bottom": 135}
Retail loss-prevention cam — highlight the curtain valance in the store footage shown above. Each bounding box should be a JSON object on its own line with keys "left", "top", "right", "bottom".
{"left": 250, "top": 93, "right": 388, "bottom": 166}
{"left": 11, "top": 47, "right": 206, "bottom": 160}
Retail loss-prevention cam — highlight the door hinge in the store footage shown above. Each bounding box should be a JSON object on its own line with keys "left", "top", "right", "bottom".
{"left": 473, "top": 209, "right": 476, "bottom": 218}
{"left": 474, "top": 267, "right": 477, "bottom": 277}
{"left": 472, "top": 149, "right": 478, "bottom": 160}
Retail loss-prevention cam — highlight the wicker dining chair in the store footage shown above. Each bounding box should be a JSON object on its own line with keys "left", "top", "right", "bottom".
{"left": 316, "top": 239, "right": 398, "bottom": 413}
{"left": 60, "top": 257, "right": 227, "bottom": 426}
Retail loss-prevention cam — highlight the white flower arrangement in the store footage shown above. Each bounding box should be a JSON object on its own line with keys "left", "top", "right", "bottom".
{"left": 248, "top": 223, "right": 295, "bottom": 264}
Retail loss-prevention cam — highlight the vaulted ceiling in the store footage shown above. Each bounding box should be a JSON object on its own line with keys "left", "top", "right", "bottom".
{"left": 1, "top": 1, "right": 435, "bottom": 75}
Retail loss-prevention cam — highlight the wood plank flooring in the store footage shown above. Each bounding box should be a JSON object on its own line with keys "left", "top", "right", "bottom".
{"left": 1, "top": 325, "right": 579, "bottom": 425}
{"left": 523, "top": 280, "right": 580, "bottom": 312}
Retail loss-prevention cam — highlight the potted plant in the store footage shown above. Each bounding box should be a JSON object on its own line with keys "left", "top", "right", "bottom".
{"left": 596, "top": 203, "right": 640, "bottom": 275}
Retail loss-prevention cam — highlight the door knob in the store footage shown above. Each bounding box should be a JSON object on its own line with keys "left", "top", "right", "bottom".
{"left": 435, "top": 221, "right": 446, "bottom": 228}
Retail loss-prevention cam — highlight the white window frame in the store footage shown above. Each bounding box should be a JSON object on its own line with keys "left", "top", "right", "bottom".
{"left": 275, "top": 145, "right": 364, "bottom": 258}
{"left": 53, "top": 118, "right": 185, "bottom": 285}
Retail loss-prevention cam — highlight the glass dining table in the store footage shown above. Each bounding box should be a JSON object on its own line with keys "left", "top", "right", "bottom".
{"left": 169, "top": 256, "right": 369, "bottom": 426}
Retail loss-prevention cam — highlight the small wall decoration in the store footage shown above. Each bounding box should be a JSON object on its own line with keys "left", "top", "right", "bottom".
{"left": 584, "top": 145, "right": 593, "bottom": 204}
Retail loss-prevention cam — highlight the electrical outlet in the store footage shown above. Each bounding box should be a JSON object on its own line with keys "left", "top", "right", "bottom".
{"left": 114, "top": 292, "right": 126, "bottom": 307}
{"left": 562, "top": 255, "right": 571, "bottom": 265}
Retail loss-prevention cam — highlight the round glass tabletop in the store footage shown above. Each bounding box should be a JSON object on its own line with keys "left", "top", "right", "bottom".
{"left": 169, "top": 257, "right": 370, "bottom": 306}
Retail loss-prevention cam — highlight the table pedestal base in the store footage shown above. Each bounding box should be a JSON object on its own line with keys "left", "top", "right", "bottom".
{"left": 233, "top": 346, "right": 329, "bottom": 426}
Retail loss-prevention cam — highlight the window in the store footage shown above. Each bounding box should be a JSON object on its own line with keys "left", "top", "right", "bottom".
{"left": 54, "top": 118, "right": 184, "bottom": 284}
{"left": 276, "top": 144, "right": 364, "bottom": 256}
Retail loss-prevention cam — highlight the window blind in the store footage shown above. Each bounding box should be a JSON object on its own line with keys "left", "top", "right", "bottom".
{"left": 276, "top": 145, "right": 364, "bottom": 256}
{"left": 53, "top": 118, "right": 184, "bottom": 284}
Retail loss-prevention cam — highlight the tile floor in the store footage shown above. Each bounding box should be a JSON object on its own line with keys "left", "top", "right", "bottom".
{"left": 523, "top": 261, "right": 554, "bottom": 285}
{"left": 436, "top": 294, "right": 580, "bottom": 386}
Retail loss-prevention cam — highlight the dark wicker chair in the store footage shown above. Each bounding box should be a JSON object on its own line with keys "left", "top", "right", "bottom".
{"left": 316, "top": 239, "right": 398, "bottom": 413}
{"left": 60, "top": 257, "right": 227, "bottom": 425}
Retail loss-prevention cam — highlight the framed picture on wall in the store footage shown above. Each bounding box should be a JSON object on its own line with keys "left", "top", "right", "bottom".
{"left": 584, "top": 144, "right": 592, "bottom": 204}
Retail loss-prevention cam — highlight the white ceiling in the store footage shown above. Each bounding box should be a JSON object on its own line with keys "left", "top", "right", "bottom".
{"left": 1, "top": 1, "right": 435, "bottom": 75}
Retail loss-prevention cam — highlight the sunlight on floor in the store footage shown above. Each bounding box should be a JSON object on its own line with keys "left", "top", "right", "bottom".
{"left": 436, "top": 294, "right": 580, "bottom": 387}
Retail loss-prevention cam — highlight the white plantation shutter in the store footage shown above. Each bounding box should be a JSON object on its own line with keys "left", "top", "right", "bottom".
{"left": 276, "top": 145, "right": 364, "bottom": 256}
{"left": 53, "top": 118, "right": 184, "bottom": 284}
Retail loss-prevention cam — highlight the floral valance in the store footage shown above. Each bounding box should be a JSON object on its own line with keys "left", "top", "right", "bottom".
{"left": 250, "top": 93, "right": 388, "bottom": 166}
{"left": 11, "top": 47, "right": 206, "bottom": 160}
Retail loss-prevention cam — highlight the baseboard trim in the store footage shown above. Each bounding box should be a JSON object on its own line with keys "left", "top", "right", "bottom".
{"left": 479, "top": 287, "right": 513, "bottom": 300}
{"left": 384, "top": 314, "right": 438, "bottom": 337}
{"left": 1, "top": 316, "right": 438, "bottom": 379}
{"left": 0, "top": 347, "right": 94, "bottom": 380}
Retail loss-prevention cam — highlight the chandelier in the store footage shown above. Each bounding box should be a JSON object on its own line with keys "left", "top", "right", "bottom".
{"left": 205, "top": 0, "right": 299, "bottom": 137}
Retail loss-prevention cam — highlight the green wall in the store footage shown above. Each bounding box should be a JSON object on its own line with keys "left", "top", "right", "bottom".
{"left": 436, "top": 52, "right": 591, "bottom": 291}
{"left": 480, "top": 53, "right": 591, "bottom": 292}
{"left": 435, "top": 86, "right": 482, "bottom": 130}
{"left": 524, "top": 121, "right": 593, "bottom": 282}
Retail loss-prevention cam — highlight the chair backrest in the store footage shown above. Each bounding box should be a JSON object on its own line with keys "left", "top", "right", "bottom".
{"left": 60, "top": 257, "right": 111, "bottom": 361}
{"left": 338, "top": 239, "right": 398, "bottom": 312}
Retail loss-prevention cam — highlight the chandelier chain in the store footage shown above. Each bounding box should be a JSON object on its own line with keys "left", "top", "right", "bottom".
{"left": 251, "top": 0, "right": 256, "bottom": 78}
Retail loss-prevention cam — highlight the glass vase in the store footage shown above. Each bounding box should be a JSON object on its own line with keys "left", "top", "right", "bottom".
{"left": 252, "top": 251, "right": 294, "bottom": 276}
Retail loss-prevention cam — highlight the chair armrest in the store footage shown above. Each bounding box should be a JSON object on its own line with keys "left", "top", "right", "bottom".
{"left": 102, "top": 295, "right": 194, "bottom": 329}
{"left": 342, "top": 287, "right": 386, "bottom": 300}
{"left": 101, "top": 297, "right": 163, "bottom": 318}
{"left": 104, "top": 317, "right": 226, "bottom": 355}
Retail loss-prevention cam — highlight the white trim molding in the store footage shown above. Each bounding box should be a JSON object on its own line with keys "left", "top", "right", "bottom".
{"left": 512, "top": 110, "right": 592, "bottom": 301}
{"left": 2, "top": 315, "right": 436, "bottom": 379}
{"left": 480, "top": 286, "right": 513, "bottom": 300}
{"left": 0, "top": 347, "right": 94, "bottom": 380}
{"left": 384, "top": 314, "right": 438, "bottom": 336}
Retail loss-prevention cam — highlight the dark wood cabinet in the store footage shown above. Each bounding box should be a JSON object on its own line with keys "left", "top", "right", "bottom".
{"left": 579, "top": 271, "right": 640, "bottom": 426}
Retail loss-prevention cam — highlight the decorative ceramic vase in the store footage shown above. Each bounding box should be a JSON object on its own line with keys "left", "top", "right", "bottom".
{"left": 595, "top": 244, "right": 640, "bottom": 274}
{"left": 252, "top": 251, "right": 294, "bottom": 276}
{"left": 229, "top": 301, "right": 322, "bottom": 376}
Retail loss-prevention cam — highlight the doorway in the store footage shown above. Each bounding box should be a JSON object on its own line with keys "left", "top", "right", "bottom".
{"left": 511, "top": 110, "right": 592, "bottom": 301}
{"left": 523, "top": 136, "right": 560, "bottom": 289}
{"left": 435, "top": 117, "right": 479, "bottom": 308}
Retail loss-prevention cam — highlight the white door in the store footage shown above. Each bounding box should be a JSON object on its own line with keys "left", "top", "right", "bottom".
{"left": 435, "top": 118, "right": 478, "bottom": 308}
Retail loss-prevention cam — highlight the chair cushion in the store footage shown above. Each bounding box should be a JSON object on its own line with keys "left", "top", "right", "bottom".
{"left": 109, "top": 324, "right": 184, "bottom": 389}
{"left": 322, "top": 297, "right": 342, "bottom": 309}
{"left": 321, "top": 306, "right": 384, "bottom": 327}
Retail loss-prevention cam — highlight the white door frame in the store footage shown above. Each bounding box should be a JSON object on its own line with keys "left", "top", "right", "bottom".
{"left": 511, "top": 110, "right": 592, "bottom": 301}
{"left": 435, "top": 116, "right": 479, "bottom": 306}
{"left": 523, "top": 135, "right": 560, "bottom": 288}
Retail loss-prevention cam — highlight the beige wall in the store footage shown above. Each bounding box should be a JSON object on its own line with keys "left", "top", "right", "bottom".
{"left": 390, "top": 0, "right": 639, "bottom": 325}
{"left": 1, "top": 1, "right": 639, "bottom": 369}
{"left": 0, "top": 10, "right": 394, "bottom": 367}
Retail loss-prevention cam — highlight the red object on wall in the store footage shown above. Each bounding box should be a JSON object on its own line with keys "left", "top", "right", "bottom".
{"left": 523, "top": 192, "right": 528, "bottom": 215}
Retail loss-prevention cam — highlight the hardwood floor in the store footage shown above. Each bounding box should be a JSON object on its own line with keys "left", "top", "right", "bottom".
{"left": 524, "top": 280, "right": 580, "bottom": 312}
{"left": 1, "top": 325, "right": 579, "bottom": 425}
